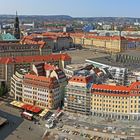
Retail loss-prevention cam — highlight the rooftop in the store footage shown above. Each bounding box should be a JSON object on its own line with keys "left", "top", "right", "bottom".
{"left": 0, "top": 53, "right": 71, "bottom": 64}
{"left": 69, "top": 74, "right": 93, "bottom": 84}
{"left": 93, "top": 84, "right": 130, "bottom": 92}
{"left": 0, "top": 33, "right": 17, "bottom": 41}
{"left": 24, "top": 74, "right": 56, "bottom": 83}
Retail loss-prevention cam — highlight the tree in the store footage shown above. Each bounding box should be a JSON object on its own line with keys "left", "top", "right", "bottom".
{"left": 0, "top": 83, "right": 7, "bottom": 97}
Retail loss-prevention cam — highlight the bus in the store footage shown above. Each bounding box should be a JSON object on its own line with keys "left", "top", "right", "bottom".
{"left": 21, "top": 111, "right": 33, "bottom": 121}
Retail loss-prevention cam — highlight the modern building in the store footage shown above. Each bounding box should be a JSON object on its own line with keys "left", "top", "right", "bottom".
{"left": 91, "top": 82, "right": 140, "bottom": 120}
{"left": 11, "top": 69, "right": 28, "bottom": 100}
{"left": 64, "top": 63, "right": 93, "bottom": 79}
{"left": 64, "top": 70, "right": 94, "bottom": 115}
{"left": 0, "top": 53, "right": 71, "bottom": 88}
{"left": 86, "top": 59, "right": 128, "bottom": 86}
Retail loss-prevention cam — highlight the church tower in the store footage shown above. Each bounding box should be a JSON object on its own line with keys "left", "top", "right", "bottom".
{"left": 14, "top": 11, "right": 20, "bottom": 39}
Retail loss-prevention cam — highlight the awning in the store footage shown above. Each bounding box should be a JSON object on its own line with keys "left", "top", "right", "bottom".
{"left": 39, "top": 109, "right": 49, "bottom": 117}
{"left": 21, "top": 104, "right": 42, "bottom": 113}
{"left": 10, "top": 101, "right": 24, "bottom": 108}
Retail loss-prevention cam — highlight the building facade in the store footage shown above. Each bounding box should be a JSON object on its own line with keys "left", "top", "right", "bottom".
{"left": 22, "top": 74, "right": 61, "bottom": 109}
{"left": 71, "top": 33, "right": 128, "bottom": 53}
{"left": 11, "top": 69, "right": 28, "bottom": 100}
{"left": 64, "top": 70, "right": 93, "bottom": 115}
{"left": 91, "top": 82, "right": 140, "bottom": 120}
{"left": 0, "top": 43, "right": 51, "bottom": 57}
{"left": 11, "top": 63, "right": 68, "bottom": 109}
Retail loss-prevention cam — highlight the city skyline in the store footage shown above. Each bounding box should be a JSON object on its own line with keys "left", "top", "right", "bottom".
{"left": 0, "top": 0, "right": 140, "bottom": 17}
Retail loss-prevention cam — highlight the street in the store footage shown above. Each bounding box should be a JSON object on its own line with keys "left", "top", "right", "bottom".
{"left": 0, "top": 102, "right": 45, "bottom": 140}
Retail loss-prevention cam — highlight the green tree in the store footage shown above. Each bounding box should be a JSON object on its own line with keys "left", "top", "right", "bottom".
{"left": 0, "top": 84, "right": 6, "bottom": 97}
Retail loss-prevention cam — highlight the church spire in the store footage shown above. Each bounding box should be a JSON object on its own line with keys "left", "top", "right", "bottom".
{"left": 14, "top": 11, "right": 20, "bottom": 39}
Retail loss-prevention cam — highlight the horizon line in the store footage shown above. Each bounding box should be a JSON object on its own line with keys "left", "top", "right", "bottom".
{"left": 0, "top": 14, "right": 140, "bottom": 19}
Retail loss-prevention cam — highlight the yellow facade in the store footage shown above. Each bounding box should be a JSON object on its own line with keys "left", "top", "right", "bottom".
{"left": 91, "top": 94, "right": 140, "bottom": 120}
{"left": 72, "top": 36, "right": 127, "bottom": 53}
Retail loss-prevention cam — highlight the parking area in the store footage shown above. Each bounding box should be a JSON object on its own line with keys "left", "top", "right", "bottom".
{"left": 50, "top": 111, "right": 140, "bottom": 140}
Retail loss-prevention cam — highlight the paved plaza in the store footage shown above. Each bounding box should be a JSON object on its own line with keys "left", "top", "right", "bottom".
{"left": 63, "top": 48, "right": 109, "bottom": 64}
{"left": 0, "top": 102, "right": 45, "bottom": 140}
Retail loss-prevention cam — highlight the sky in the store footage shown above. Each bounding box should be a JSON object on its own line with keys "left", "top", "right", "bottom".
{"left": 0, "top": 0, "right": 139, "bottom": 17}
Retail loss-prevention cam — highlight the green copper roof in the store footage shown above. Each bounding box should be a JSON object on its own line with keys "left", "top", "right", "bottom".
{"left": 0, "top": 33, "right": 17, "bottom": 41}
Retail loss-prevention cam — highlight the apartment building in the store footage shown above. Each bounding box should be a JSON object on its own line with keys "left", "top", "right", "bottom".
{"left": 11, "top": 63, "right": 67, "bottom": 109}
{"left": 33, "top": 63, "right": 67, "bottom": 103}
{"left": 22, "top": 74, "right": 60, "bottom": 109}
{"left": 91, "top": 82, "right": 140, "bottom": 120}
{"left": 64, "top": 70, "right": 94, "bottom": 115}
{"left": 0, "top": 53, "right": 71, "bottom": 87}
{"left": 11, "top": 69, "right": 28, "bottom": 100}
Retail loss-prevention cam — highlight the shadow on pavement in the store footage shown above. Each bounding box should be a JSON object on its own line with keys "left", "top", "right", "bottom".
{"left": 0, "top": 109, "right": 24, "bottom": 140}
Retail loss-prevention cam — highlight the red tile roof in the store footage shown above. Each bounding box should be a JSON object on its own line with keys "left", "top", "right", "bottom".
{"left": 70, "top": 33, "right": 126, "bottom": 40}
{"left": 92, "top": 84, "right": 130, "bottom": 91}
{"left": 92, "top": 82, "right": 140, "bottom": 97}
{"left": 129, "top": 81, "right": 140, "bottom": 89}
{"left": 0, "top": 53, "right": 71, "bottom": 64}
{"left": 69, "top": 75, "right": 93, "bottom": 84}
{"left": 44, "top": 64, "right": 56, "bottom": 71}
{"left": 24, "top": 74, "right": 56, "bottom": 82}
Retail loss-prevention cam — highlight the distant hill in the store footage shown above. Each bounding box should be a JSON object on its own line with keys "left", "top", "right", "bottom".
{"left": 0, "top": 15, "right": 139, "bottom": 23}
{"left": 0, "top": 15, "right": 73, "bottom": 22}
{"left": 73, "top": 17, "right": 140, "bottom": 23}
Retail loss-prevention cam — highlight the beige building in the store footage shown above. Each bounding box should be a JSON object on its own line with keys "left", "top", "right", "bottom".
{"left": 11, "top": 69, "right": 27, "bottom": 100}
{"left": 70, "top": 33, "right": 128, "bottom": 53}
{"left": 22, "top": 74, "right": 61, "bottom": 109}
{"left": 11, "top": 63, "right": 68, "bottom": 109}
{"left": 0, "top": 43, "right": 52, "bottom": 57}
{"left": 91, "top": 82, "right": 140, "bottom": 120}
